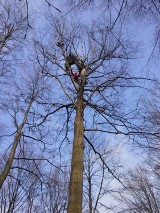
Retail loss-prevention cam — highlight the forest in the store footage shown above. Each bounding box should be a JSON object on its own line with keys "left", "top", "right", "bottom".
{"left": 0, "top": 0, "right": 160, "bottom": 212}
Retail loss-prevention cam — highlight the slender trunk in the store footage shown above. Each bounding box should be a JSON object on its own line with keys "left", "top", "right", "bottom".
{"left": 67, "top": 85, "right": 84, "bottom": 213}
{"left": 0, "top": 131, "right": 21, "bottom": 189}
{"left": 0, "top": 99, "right": 33, "bottom": 189}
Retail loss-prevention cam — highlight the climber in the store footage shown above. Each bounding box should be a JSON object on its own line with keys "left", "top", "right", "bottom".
{"left": 72, "top": 73, "right": 80, "bottom": 82}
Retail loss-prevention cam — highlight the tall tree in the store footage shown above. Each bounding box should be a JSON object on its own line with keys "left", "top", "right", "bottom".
{"left": 1, "top": 1, "right": 159, "bottom": 212}
{"left": 34, "top": 11, "right": 141, "bottom": 211}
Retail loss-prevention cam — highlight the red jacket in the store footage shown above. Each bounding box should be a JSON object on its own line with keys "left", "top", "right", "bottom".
{"left": 72, "top": 73, "right": 80, "bottom": 79}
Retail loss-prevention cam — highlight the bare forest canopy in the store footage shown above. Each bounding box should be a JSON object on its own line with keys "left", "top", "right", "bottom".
{"left": 0, "top": 0, "right": 160, "bottom": 212}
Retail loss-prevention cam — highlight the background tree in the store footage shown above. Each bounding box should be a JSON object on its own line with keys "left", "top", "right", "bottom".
{"left": 0, "top": 65, "right": 47, "bottom": 188}
{"left": 117, "top": 165, "right": 160, "bottom": 213}
{"left": 0, "top": 0, "right": 27, "bottom": 78}
{"left": 83, "top": 134, "right": 121, "bottom": 213}
{"left": 0, "top": 152, "right": 69, "bottom": 213}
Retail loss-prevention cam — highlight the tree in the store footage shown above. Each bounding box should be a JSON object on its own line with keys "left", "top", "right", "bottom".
{"left": 0, "top": 0, "right": 27, "bottom": 78}
{"left": 39, "top": 168, "right": 68, "bottom": 213}
{"left": 33, "top": 10, "right": 141, "bottom": 211}
{"left": 0, "top": 67, "right": 45, "bottom": 188}
{"left": 1, "top": 1, "right": 159, "bottom": 212}
{"left": 0, "top": 164, "right": 40, "bottom": 213}
{"left": 0, "top": 152, "right": 68, "bottom": 213}
{"left": 83, "top": 135, "right": 121, "bottom": 213}
{"left": 117, "top": 165, "right": 160, "bottom": 213}
{"left": 60, "top": 0, "right": 160, "bottom": 60}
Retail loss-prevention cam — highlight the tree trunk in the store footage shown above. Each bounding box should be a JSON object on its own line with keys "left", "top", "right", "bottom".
{"left": 0, "top": 131, "right": 21, "bottom": 189}
{"left": 67, "top": 85, "right": 84, "bottom": 213}
{"left": 0, "top": 99, "right": 33, "bottom": 189}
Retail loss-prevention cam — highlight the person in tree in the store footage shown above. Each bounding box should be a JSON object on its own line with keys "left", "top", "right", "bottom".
{"left": 72, "top": 72, "right": 80, "bottom": 82}
{"left": 61, "top": 50, "right": 87, "bottom": 84}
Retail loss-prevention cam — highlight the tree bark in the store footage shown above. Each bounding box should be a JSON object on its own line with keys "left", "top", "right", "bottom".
{"left": 67, "top": 85, "right": 84, "bottom": 213}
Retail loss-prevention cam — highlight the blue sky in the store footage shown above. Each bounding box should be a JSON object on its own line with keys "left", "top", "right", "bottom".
{"left": 0, "top": 1, "right": 159, "bottom": 211}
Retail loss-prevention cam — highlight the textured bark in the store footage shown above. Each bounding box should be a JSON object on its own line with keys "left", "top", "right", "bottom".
{"left": 67, "top": 85, "right": 84, "bottom": 213}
